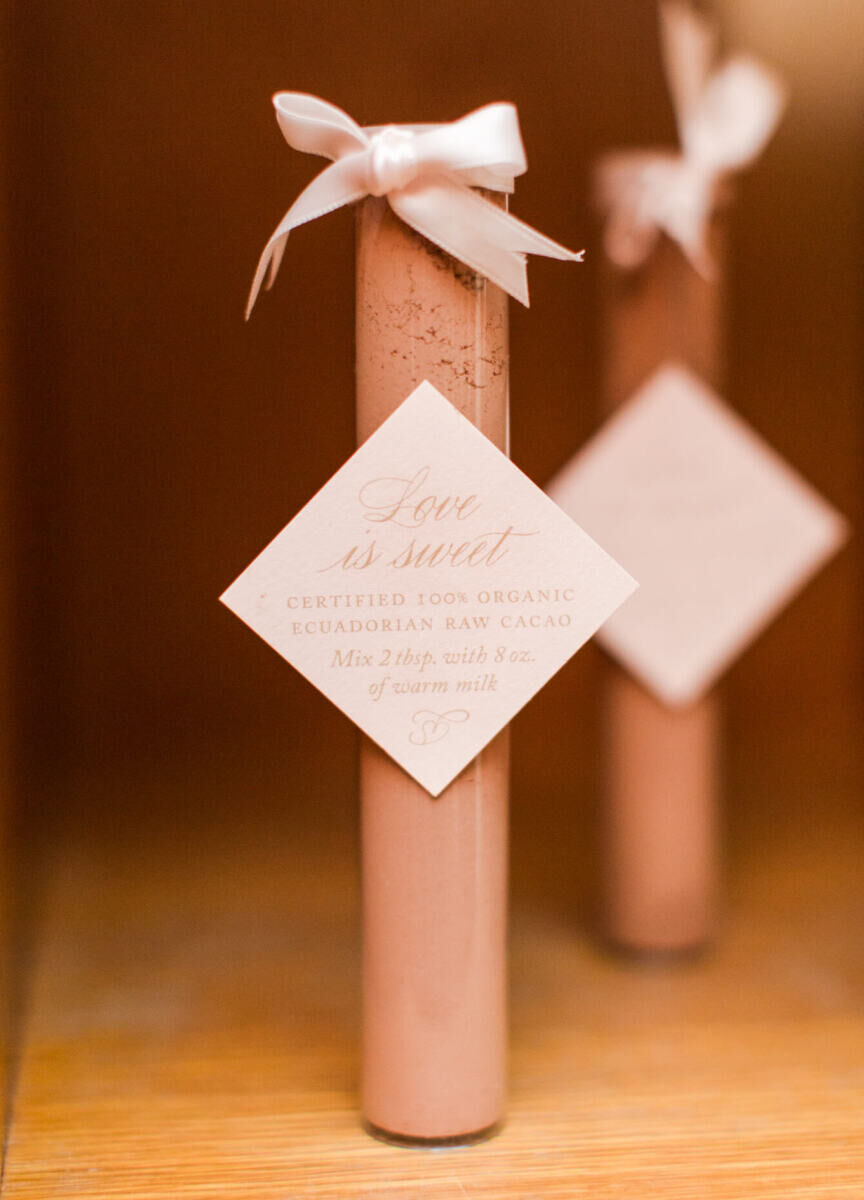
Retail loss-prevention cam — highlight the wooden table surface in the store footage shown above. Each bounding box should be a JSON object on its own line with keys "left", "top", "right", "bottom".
{"left": 3, "top": 706, "right": 864, "bottom": 1198}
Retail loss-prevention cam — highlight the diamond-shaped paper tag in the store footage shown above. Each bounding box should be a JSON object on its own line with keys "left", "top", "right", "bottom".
{"left": 548, "top": 363, "right": 848, "bottom": 707}
{"left": 222, "top": 381, "right": 637, "bottom": 794}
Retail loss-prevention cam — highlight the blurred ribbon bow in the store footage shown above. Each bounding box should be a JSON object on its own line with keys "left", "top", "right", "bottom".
{"left": 247, "top": 94, "right": 583, "bottom": 317}
{"left": 597, "top": 2, "right": 786, "bottom": 276}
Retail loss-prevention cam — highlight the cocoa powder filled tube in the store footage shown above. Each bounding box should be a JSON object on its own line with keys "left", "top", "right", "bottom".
{"left": 355, "top": 196, "right": 509, "bottom": 1143}
{"left": 599, "top": 223, "right": 723, "bottom": 955}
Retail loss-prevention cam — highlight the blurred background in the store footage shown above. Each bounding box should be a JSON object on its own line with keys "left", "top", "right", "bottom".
{"left": 4, "top": 0, "right": 860, "bottom": 871}
{"left": 1, "top": 0, "right": 862, "bottom": 1189}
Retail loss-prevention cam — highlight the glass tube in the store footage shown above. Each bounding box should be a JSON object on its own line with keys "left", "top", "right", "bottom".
{"left": 355, "top": 194, "right": 509, "bottom": 1144}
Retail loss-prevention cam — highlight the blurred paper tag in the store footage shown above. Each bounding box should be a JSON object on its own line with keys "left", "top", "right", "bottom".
{"left": 222, "top": 381, "right": 636, "bottom": 794}
{"left": 548, "top": 363, "right": 847, "bottom": 706}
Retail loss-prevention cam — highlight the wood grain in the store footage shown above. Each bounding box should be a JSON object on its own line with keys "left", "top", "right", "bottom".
{"left": 3, "top": 702, "right": 863, "bottom": 1197}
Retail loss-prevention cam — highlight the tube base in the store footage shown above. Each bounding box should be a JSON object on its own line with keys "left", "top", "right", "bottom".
{"left": 363, "top": 1119, "right": 502, "bottom": 1149}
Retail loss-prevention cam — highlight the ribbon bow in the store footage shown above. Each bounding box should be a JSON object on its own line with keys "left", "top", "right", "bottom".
{"left": 246, "top": 94, "right": 583, "bottom": 317}
{"left": 597, "top": 2, "right": 786, "bottom": 275}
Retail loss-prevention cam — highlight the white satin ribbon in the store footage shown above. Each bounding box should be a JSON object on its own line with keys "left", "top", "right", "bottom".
{"left": 246, "top": 94, "right": 584, "bottom": 316}
{"left": 597, "top": 2, "right": 786, "bottom": 275}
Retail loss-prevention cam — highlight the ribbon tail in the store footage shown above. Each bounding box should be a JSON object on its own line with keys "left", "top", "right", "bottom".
{"left": 603, "top": 211, "right": 660, "bottom": 271}
{"left": 246, "top": 238, "right": 281, "bottom": 320}
{"left": 266, "top": 235, "right": 288, "bottom": 289}
{"left": 390, "top": 181, "right": 582, "bottom": 307}
{"left": 677, "top": 225, "right": 716, "bottom": 281}
{"left": 449, "top": 185, "right": 583, "bottom": 263}
{"left": 245, "top": 152, "right": 369, "bottom": 318}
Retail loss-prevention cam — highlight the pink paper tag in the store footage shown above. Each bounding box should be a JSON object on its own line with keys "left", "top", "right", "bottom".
{"left": 222, "top": 381, "right": 636, "bottom": 794}
{"left": 548, "top": 363, "right": 848, "bottom": 706}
